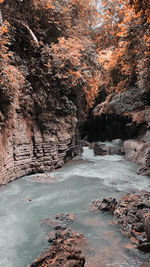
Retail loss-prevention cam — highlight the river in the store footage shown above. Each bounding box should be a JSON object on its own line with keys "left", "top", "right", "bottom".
{"left": 0, "top": 145, "right": 150, "bottom": 266}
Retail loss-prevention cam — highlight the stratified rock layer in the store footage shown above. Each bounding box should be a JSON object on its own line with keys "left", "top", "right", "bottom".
{"left": 0, "top": 0, "right": 99, "bottom": 186}
{"left": 0, "top": 107, "right": 81, "bottom": 186}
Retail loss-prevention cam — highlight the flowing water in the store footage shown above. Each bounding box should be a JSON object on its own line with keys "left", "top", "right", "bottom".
{"left": 0, "top": 145, "right": 150, "bottom": 267}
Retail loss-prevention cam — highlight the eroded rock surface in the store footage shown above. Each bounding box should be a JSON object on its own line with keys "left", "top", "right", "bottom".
{"left": 0, "top": 111, "right": 82, "bottom": 186}
{"left": 31, "top": 227, "right": 86, "bottom": 267}
{"left": 91, "top": 191, "right": 150, "bottom": 251}
{"left": 123, "top": 131, "right": 150, "bottom": 176}
{"left": 42, "top": 213, "right": 75, "bottom": 229}
{"left": 0, "top": 0, "right": 99, "bottom": 186}
{"left": 91, "top": 198, "right": 117, "bottom": 212}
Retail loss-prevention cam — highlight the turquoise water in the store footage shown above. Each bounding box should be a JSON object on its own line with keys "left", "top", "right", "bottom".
{"left": 0, "top": 146, "right": 150, "bottom": 267}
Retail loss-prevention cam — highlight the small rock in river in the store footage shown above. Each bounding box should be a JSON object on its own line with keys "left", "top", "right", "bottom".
{"left": 91, "top": 198, "right": 117, "bottom": 212}
{"left": 55, "top": 212, "right": 75, "bottom": 222}
{"left": 25, "top": 198, "right": 32, "bottom": 202}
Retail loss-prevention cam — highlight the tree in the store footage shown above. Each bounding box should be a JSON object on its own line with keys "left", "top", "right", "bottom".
{"left": 95, "top": 0, "right": 150, "bottom": 94}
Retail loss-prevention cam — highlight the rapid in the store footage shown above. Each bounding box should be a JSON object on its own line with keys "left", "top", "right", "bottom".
{"left": 0, "top": 145, "right": 150, "bottom": 267}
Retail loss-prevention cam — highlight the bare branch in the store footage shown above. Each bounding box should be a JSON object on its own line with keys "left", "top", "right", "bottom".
{"left": 0, "top": 9, "right": 3, "bottom": 26}
{"left": 14, "top": 19, "right": 39, "bottom": 46}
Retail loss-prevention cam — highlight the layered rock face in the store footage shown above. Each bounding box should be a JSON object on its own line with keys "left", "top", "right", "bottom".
{"left": 0, "top": 106, "right": 80, "bottom": 186}
{"left": 0, "top": 48, "right": 83, "bottom": 186}
{"left": 0, "top": 0, "right": 96, "bottom": 186}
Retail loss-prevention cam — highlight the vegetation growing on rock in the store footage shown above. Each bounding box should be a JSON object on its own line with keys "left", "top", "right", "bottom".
{"left": 0, "top": 0, "right": 149, "bottom": 183}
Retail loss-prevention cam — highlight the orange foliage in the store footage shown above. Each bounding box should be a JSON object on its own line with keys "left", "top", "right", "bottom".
{"left": 50, "top": 35, "right": 101, "bottom": 107}
{"left": 96, "top": 0, "right": 150, "bottom": 93}
{"left": 0, "top": 21, "right": 11, "bottom": 61}
{"left": 85, "top": 76, "right": 100, "bottom": 108}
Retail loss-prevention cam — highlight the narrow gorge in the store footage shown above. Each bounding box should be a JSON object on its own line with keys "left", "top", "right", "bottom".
{"left": 0, "top": 0, "right": 150, "bottom": 266}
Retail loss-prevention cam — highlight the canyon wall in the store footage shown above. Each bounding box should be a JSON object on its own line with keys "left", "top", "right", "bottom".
{"left": 0, "top": 105, "right": 80, "bottom": 186}
{"left": 0, "top": 0, "right": 95, "bottom": 186}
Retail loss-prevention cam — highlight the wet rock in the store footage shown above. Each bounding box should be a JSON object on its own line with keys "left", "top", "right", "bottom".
{"left": 123, "top": 131, "right": 150, "bottom": 176}
{"left": 90, "top": 200, "right": 102, "bottom": 212}
{"left": 140, "top": 262, "right": 150, "bottom": 267}
{"left": 113, "top": 191, "right": 150, "bottom": 245}
{"left": 91, "top": 191, "right": 150, "bottom": 248}
{"left": 30, "top": 228, "right": 86, "bottom": 267}
{"left": 42, "top": 218, "right": 60, "bottom": 228}
{"left": 138, "top": 166, "right": 150, "bottom": 177}
{"left": 42, "top": 213, "right": 75, "bottom": 233}
{"left": 133, "top": 222, "right": 144, "bottom": 233}
{"left": 93, "top": 140, "right": 123, "bottom": 156}
{"left": 91, "top": 198, "right": 117, "bottom": 212}
{"left": 82, "top": 140, "right": 93, "bottom": 149}
{"left": 123, "top": 140, "right": 144, "bottom": 162}
{"left": 32, "top": 173, "right": 56, "bottom": 183}
{"left": 144, "top": 213, "right": 150, "bottom": 241}
{"left": 93, "top": 143, "right": 108, "bottom": 156}
{"left": 55, "top": 213, "right": 75, "bottom": 223}
{"left": 46, "top": 231, "right": 56, "bottom": 242}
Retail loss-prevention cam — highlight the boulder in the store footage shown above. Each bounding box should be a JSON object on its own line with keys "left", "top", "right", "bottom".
{"left": 123, "top": 132, "right": 150, "bottom": 176}
{"left": 91, "top": 198, "right": 117, "bottom": 212}
{"left": 91, "top": 191, "right": 150, "bottom": 248}
{"left": 55, "top": 213, "right": 75, "bottom": 223}
{"left": 31, "top": 220, "right": 85, "bottom": 266}
{"left": 42, "top": 213, "right": 75, "bottom": 230}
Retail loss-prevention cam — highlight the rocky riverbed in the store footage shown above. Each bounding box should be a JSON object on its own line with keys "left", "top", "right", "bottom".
{"left": 91, "top": 190, "right": 150, "bottom": 252}
{"left": 31, "top": 213, "right": 86, "bottom": 266}
{"left": 1, "top": 147, "right": 150, "bottom": 267}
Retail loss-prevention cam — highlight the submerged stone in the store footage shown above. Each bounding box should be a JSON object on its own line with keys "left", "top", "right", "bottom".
{"left": 55, "top": 213, "right": 75, "bottom": 223}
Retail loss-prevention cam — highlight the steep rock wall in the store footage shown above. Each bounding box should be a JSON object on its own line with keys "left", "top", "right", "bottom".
{"left": 0, "top": 100, "right": 80, "bottom": 186}
{"left": 0, "top": 0, "right": 100, "bottom": 186}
